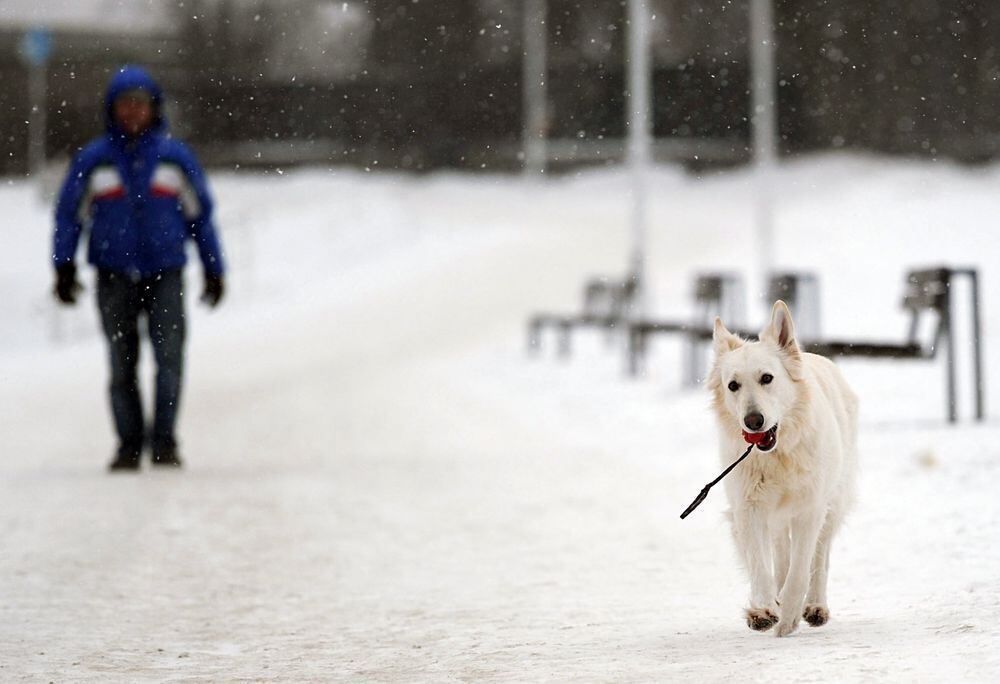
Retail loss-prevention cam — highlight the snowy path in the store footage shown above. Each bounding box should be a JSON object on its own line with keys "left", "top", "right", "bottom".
{"left": 2, "top": 158, "right": 1000, "bottom": 680}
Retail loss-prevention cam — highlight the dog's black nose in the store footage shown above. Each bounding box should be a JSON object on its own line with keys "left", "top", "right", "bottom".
{"left": 744, "top": 411, "right": 765, "bottom": 431}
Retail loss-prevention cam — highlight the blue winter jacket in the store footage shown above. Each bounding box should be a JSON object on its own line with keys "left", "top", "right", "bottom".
{"left": 53, "top": 65, "right": 224, "bottom": 278}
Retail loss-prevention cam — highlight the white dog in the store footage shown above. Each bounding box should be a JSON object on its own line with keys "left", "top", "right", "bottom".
{"left": 708, "top": 300, "right": 858, "bottom": 637}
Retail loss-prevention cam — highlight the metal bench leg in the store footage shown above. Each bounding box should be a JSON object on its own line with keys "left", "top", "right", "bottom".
{"left": 627, "top": 327, "right": 642, "bottom": 377}
{"left": 527, "top": 319, "right": 543, "bottom": 355}
{"left": 944, "top": 307, "right": 957, "bottom": 423}
{"left": 684, "top": 337, "right": 703, "bottom": 388}
{"left": 558, "top": 321, "right": 572, "bottom": 358}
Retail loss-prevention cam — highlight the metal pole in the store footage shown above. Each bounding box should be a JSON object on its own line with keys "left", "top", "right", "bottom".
{"left": 969, "top": 269, "right": 985, "bottom": 420}
{"left": 749, "top": 0, "right": 777, "bottom": 299}
{"left": 523, "top": 0, "right": 548, "bottom": 175}
{"left": 626, "top": 0, "right": 652, "bottom": 316}
{"left": 27, "top": 63, "right": 47, "bottom": 177}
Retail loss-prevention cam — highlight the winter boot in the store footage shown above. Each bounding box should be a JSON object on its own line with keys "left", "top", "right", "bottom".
{"left": 108, "top": 442, "right": 141, "bottom": 472}
{"left": 151, "top": 439, "right": 183, "bottom": 468}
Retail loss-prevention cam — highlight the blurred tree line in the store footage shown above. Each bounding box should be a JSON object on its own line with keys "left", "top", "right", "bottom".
{"left": 1, "top": 0, "right": 1000, "bottom": 174}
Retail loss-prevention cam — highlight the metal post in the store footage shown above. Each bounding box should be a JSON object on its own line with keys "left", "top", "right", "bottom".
{"left": 969, "top": 269, "right": 985, "bottom": 420}
{"left": 749, "top": 0, "right": 777, "bottom": 299}
{"left": 19, "top": 28, "right": 53, "bottom": 178}
{"left": 27, "top": 63, "right": 48, "bottom": 177}
{"left": 626, "top": 0, "right": 652, "bottom": 317}
{"left": 523, "top": 0, "right": 548, "bottom": 175}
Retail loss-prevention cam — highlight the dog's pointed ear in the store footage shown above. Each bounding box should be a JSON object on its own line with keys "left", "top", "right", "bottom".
{"left": 761, "top": 300, "right": 798, "bottom": 352}
{"left": 713, "top": 317, "right": 742, "bottom": 355}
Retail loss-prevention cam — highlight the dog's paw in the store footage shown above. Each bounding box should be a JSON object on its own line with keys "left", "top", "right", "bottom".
{"left": 745, "top": 607, "right": 779, "bottom": 632}
{"left": 773, "top": 616, "right": 800, "bottom": 638}
{"left": 803, "top": 604, "right": 830, "bottom": 627}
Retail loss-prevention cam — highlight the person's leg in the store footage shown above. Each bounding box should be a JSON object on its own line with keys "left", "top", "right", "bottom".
{"left": 96, "top": 271, "right": 144, "bottom": 467}
{"left": 143, "top": 270, "right": 186, "bottom": 464}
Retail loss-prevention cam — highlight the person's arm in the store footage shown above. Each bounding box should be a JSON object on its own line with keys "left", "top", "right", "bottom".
{"left": 52, "top": 150, "right": 95, "bottom": 304}
{"left": 175, "top": 144, "right": 225, "bottom": 277}
{"left": 53, "top": 150, "right": 94, "bottom": 270}
{"left": 174, "top": 144, "right": 225, "bottom": 306}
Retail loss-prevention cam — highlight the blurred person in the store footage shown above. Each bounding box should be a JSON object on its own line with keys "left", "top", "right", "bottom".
{"left": 51, "top": 65, "right": 225, "bottom": 472}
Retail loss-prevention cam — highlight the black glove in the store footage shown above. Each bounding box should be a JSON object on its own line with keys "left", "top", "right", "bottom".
{"left": 54, "top": 263, "right": 82, "bottom": 305}
{"left": 201, "top": 273, "right": 224, "bottom": 308}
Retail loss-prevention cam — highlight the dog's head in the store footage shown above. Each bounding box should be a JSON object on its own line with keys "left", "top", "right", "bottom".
{"left": 708, "top": 300, "right": 804, "bottom": 452}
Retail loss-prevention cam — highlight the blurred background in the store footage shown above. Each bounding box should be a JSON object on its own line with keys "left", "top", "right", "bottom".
{"left": 4, "top": 0, "right": 1000, "bottom": 176}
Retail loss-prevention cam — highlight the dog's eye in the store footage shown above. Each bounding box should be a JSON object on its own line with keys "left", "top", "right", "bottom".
{"left": 727, "top": 380, "right": 740, "bottom": 392}
{"left": 760, "top": 373, "right": 773, "bottom": 385}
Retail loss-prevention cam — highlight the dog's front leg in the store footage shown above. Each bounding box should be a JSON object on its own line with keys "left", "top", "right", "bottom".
{"left": 732, "top": 508, "right": 778, "bottom": 631}
{"left": 774, "top": 511, "right": 824, "bottom": 637}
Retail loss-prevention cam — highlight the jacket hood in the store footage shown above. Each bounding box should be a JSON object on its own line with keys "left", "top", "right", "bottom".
{"left": 104, "top": 64, "right": 166, "bottom": 136}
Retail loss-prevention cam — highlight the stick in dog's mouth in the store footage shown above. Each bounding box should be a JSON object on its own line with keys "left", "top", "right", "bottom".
{"left": 742, "top": 424, "right": 778, "bottom": 452}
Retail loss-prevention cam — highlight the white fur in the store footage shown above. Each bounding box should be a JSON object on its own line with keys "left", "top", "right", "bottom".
{"left": 709, "top": 301, "right": 858, "bottom": 637}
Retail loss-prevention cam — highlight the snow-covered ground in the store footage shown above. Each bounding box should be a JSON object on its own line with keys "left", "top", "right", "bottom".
{"left": 2, "top": 155, "right": 999, "bottom": 681}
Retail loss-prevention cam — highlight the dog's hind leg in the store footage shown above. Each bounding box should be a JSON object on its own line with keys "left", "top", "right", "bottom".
{"left": 803, "top": 519, "right": 835, "bottom": 627}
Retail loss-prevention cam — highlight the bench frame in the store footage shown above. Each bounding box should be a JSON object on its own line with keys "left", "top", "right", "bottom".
{"left": 526, "top": 273, "right": 639, "bottom": 356}
{"left": 626, "top": 267, "right": 984, "bottom": 424}
{"left": 803, "top": 267, "right": 984, "bottom": 423}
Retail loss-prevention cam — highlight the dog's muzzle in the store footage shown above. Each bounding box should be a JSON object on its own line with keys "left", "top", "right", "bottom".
{"left": 742, "top": 424, "right": 778, "bottom": 452}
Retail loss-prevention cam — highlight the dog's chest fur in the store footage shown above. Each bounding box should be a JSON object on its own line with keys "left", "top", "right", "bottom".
{"left": 734, "top": 445, "right": 818, "bottom": 512}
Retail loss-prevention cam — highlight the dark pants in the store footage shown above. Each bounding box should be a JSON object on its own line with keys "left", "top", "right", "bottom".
{"left": 97, "top": 269, "right": 186, "bottom": 459}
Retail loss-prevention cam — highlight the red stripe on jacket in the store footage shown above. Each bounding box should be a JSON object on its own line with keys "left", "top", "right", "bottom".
{"left": 93, "top": 187, "right": 125, "bottom": 201}
{"left": 150, "top": 184, "right": 180, "bottom": 199}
